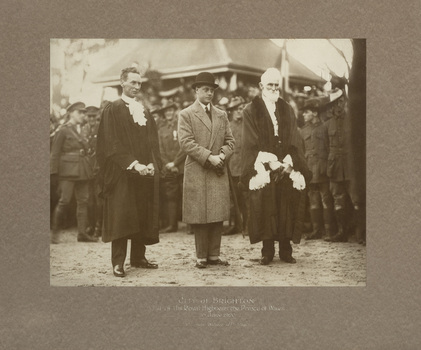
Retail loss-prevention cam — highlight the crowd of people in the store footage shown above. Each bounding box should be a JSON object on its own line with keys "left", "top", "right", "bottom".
{"left": 50, "top": 66, "right": 365, "bottom": 277}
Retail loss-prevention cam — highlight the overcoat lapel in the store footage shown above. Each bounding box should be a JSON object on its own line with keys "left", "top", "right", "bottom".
{"left": 192, "top": 100, "right": 212, "bottom": 132}
{"left": 209, "top": 105, "right": 221, "bottom": 150}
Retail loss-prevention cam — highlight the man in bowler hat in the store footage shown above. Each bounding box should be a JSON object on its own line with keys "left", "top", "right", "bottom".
{"left": 178, "top": 72, "right": 235, "bottom": 268}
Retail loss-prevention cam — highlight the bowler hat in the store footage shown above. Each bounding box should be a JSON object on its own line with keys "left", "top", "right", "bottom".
{"left": 226, "top": 96, "right": 245, "bottom": 111}
{"left": 191, "top": 72, "right": 219, "bottom": 89}
{"left": 67, "top": 102, "right": 87, "bottom": 113}
{"left": 85, "top": 106, "right": 100, "bottom": 116}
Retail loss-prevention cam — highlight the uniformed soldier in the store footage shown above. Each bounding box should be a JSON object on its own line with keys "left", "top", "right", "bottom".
{"left": 157, "top": 101, "right": 186, "bottom": 233}
{"left": 300, "top": 98, "right": 335, "bottom": 240}
{"left": 324, "top": 90, "right": 353, "bottom": 242}
{"left": 50, "top": 102, "right": 97, "bottom": 243}
{"left": 81, "top": 106, "right": 102, "bottom": 237}
{"left": 224, "top": 96, "right": 248, "bottom": 236}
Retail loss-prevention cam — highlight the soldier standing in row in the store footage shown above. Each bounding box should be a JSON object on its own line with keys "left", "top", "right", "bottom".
{"left": 158, "top": 101, "right": 186, "bottom": 233}
{"left": 81, "top": 106, "right": 102, "bottom": 237}
{"left": 50, "top": 102, "right": 98, "bottom": 244}
{"left": 224, "top": 96, "right": 248, "bottom": 236}
{"left": 300, "top": 98, "right": 335, "bottom": 240}
{"left": 324, "top": 90, "right": 353, "bottom": 242}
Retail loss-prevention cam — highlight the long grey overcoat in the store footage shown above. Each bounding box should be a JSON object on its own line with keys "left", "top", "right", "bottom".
{"left": 178, "top": 100, "right": 235, "bottom": 224}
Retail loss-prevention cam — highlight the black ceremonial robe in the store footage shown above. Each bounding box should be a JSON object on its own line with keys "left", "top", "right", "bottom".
{"left": 96, "top": 99, "right": 162, "bottom": 244}
{"left": 240, "top": 96, "right": 312, "bottom": 244}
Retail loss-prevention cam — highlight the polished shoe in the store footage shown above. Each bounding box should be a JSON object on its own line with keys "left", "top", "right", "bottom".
{"left": 77, "top": 233, "right": 98, "bottom": 242}
{"left": 50, "top": 230, "right": 60, "bottom": 244}
{"left": 280, "top": 255, "right": 297, "bottom": 264}
{"left": 132, "top": 259, "right": 158, "bottom": 269}
{"left": 195, "top": 261, "right": 207, "bottom": 269}
{"left": 326, "top": 232, "right": 348, "bottom": 242}
{"left": 259, "top": 256, "right": 271, "bottom": 265}
{"left": 306, "top": 230, "right": 323, "bottom": 240}
{"left": 207, "top": 258, "right": 229, "bottom": 266}
{"left": 113, "top": 265, "right": 126, "bottom": 277}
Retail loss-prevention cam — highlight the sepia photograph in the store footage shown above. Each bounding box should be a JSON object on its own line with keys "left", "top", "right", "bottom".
{"left": 2, "top": 0, "right": 420, "bottom": 348}
{"left": 50, "top": 38, "right": 366, "bottom": 287}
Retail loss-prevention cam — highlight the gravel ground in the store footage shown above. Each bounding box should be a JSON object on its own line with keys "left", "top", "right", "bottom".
{"left": 50, "top": 223, "right": 366, "bottom": 287}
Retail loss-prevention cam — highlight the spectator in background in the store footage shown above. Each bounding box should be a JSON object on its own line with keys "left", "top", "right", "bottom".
{"left": 323, "top": 90, "right": 354, "bottom": 243}
{"left": 50, "top": 102, "right": 97, "bottom": 244}
{"left": 224, "top": 96, "right": 248, "bottom": 236}
{"left": 299, "top": 98, "right": 334, "bottom": 240}
{"left": 81, "top": 106, "right": 103, "bottom": 237}
{"left": 158, "top": 101, "right": 186, "bottom": 233}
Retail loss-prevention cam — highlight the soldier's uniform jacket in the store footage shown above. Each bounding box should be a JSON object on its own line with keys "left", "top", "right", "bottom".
{"left": 300, "top": 120, "right": 329, "bottom": 183}
{"left": 50, "top": 123, "right": 93, "bottom": 181}
{"left": 81, "top": 122, "right": 100, "bottom": 173}
{"left": 158, "top": 118, "right": 186, "bottom": 174}
{"left": 325, "top": 112, "right": 350, "bottom": 182}
{"left": 81, "top": 122, "right": 99, "bottom": 153}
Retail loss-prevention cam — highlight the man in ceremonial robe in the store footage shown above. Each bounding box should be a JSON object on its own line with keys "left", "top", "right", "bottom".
{"left": 96, "top": 67, "right": 162, "bottom": 277}
{"left": 240, "top": 68, "right": 311, "bottom": 265}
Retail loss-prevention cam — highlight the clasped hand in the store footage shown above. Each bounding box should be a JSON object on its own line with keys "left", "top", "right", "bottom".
{"left": 208, "top": 154, "right": 225, "bottom": 168}
{"left": 135, "top": 163, "right": 154, "bottom": 176}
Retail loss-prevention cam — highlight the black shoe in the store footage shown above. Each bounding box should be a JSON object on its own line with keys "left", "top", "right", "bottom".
{"left": 77, "top": 233, "right": 98, "bottom": 242}
{"left": 132, "top": 259, "right": 158, "bottom": 269}
{"left": 195, "top": 261, "right": 207, "bottom": 269}
{"left": 280, "top": 255, "right": 297, "bottom": 264}
{"left": 207, "top": 258, "right": 229, "bottom": 266}
{"left": 113, "top": 265, "right": 126, "bottom": 277}
{"left": 259, "top": 256, "right": 271, "bottom": 265}
{"left": 328, "top": 233, "right": 348, "bottom": 242}
{"left": 306, "top": 231, "right": 322, "bottom": 240}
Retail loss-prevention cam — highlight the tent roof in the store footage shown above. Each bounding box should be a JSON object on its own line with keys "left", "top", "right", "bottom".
{"left": 93, "top": 39, "right": 325, "bottom": 86}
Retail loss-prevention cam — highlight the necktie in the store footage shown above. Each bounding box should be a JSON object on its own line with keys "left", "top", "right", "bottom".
{"left": 205, "top": 106, "right": 212, "bottom": 121}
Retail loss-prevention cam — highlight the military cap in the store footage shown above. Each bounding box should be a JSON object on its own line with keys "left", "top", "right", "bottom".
{"left": 85, "top": 106, "right": 100, "bottom": 116}
{"left": 66, "top": 102, "right": 87, "bottom": 113}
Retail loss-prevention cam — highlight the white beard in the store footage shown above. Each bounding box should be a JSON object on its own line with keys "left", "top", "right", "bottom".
{"left": 262, "top": 89, "right": 279, "bottom": 103}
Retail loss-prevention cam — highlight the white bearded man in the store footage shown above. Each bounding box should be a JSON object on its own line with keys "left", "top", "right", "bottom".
{"left": 240, "top": 68, "right": 312, "bottom": 265}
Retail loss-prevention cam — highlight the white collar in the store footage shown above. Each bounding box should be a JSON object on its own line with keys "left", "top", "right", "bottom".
{"left": 121, "top": 94, "right": 147, "bottom": 126}
{"left": 198, "top": 101, "right": 211, "bottom": 111}
{"left": 121, "top": 93, "right": 136, "bottom": 105}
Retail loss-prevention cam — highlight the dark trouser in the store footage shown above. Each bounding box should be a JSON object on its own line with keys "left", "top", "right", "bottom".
{"left": 111, "top": 236, "right": 146, "bottom": 267}
{"left": 330, "top": 180, "right": 352, "bottom": 237}
{"left": 308, "top": 182, "right": 334, "bottom": 234}
{"left": 230, "top": 176, "right": 249, "bottom": 231}
{"left": 163, "top": 174, "right": 183, "bottom": 229}
{"left": 52, "top": 179, "right": 89, "bottom": 236}
{"left": 261, "top": 238, "right": 292, "bottom": 261}
{"left": 192, "top": 222, "right": 223, "bottom": 260}
{"left": 330, "top": 181, "right": 349, "bottom": 211}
